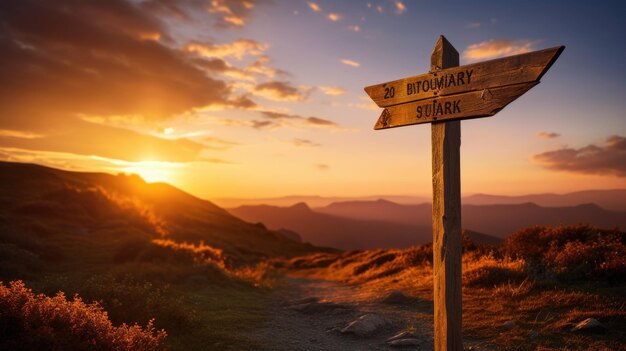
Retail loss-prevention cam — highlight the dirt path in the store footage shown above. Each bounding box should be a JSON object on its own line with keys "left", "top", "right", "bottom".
{"left": 250, "top": 277, "right": 436, "bottom": 350}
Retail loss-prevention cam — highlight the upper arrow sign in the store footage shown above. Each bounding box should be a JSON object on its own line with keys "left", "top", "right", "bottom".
{"left": 364, "top": 46, "right": 564, "bottom": 108}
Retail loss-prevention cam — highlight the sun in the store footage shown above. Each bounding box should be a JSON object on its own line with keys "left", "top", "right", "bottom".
{"left": 120, "top": 161, "right": 179, "bottom": 184}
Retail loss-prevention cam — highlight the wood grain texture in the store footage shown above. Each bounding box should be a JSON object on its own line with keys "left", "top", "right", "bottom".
{"left": 374, "top": 82, "right": 538, "bottom": 129}
{"left": 431, "top": 35, "right": 463, "bottom": 351}
{"left": 364, "top": 45, "right": 563, "bottom": 108}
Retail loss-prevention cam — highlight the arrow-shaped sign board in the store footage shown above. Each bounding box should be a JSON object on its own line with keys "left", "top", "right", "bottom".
{"left": 365, "top": 46, "right": 564, "bottom": 129}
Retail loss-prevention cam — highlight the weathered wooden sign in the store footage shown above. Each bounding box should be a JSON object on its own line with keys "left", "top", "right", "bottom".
{"left": 364, "top": 36, "right": 564, "bottom": 351}
{"left": 365, "top": 45, "right": 564, "bottom": 129}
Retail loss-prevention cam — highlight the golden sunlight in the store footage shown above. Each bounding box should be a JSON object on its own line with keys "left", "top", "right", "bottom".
{"left": 119, "top": 161, "right": 182, "bottom": 184}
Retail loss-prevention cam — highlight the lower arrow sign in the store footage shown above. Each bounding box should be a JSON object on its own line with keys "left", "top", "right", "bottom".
{"left": 374, "top": 82, "right": 538, "bottom": 130}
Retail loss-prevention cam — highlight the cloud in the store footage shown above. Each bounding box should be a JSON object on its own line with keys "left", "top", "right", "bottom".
{"left": 349, "top": 96, "right": 379, "bottom": 110}
{"left": 320, "top": 86, "right": 347, "bottom": 96}
{"left": 348, "top": 25, "right": 361, "bottom": 32}
{"left": 185, "top": 39, "right": 267, "bottom": 60}
{"left": 463, "top": 39, "right": 536, "bottom": 61}
{"left": 307, "top": 2, "right": 322, "bottom": 12}
{"left": 533, "top": 136, "right": 626, "bottom": 177}
{"left": 0, "top": 0, "right": 245, "bottom": 126}
{"left": 0, "top": 119, "right": 209, "bottom": 163}
{"left": 246, "top": 56, "right": 289, "bottom": 78}
{"left": 216, "top": 111, "right": 342, "bottom": 131}
{"left": 260, "top": 112, "right": 341, "bottom": 129}
{"left": 252, "top": 81, "right": 311, "bottom": 101}
{"left": 341, "top": 59, "right": 361, "bottom": 67}
{"left": 287, "top": 138, "right": 321, "bottom": 147}
{"left": 394, "top": 1, "right": 406, "bottom": 14}
{"left": 328, "top": 13, "right": 342, "bottom": 21}
{"left": 536, "top": 132, "right": 561, "bottom": 139}
{"left": 0, "top": 0, "right": 270, "bottom": 165}
{"left": 467, "top": 22, "right": 481, "bottom": 29}
{"left": 316, "top": 164, "right": 330, "bottom": 171}
{"left": 203, "top": 136, "right": 240, "bottom": 150}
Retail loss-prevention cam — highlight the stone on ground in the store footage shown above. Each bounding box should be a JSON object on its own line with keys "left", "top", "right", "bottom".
{"left": 340, "top": 314, "right": 390, "bottom": 337}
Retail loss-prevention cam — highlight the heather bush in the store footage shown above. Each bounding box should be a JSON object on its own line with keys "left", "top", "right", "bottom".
{"left": 504, "top": 224, "right": 626, "bottom": 282}
{"left": 0, "top": 280, "right": 166, "bottom": 351}
{"left": 41, "top": 274, "right": 200, "bottom": 333}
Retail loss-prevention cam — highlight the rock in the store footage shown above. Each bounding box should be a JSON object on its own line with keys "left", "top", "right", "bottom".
{"left": 381, "top": 290, "right": 415, "bottom": 305}
{"left": 502, "top": 320, "right": 516, "bottom": 330}
{"left": 387, "top": 330, "right": 419, "bottom": 342}
{"left": 388, "top": 338, "right": 423, "bottom": 347}
{"left": 341, "top": 314, "right": 390, "bottom": 337}
{"left": 570, "top": 318, "right": 606, "bottom": 334}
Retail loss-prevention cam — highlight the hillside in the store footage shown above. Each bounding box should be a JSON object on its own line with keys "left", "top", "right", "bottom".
{"left": 0, "top": 161, "right": 333, "bottom": 350}
{"left": 228, "top": 203, "right": 431, "bottom": 250}
{"left": 0, "top": 161, "right": 322, "bottom": 265}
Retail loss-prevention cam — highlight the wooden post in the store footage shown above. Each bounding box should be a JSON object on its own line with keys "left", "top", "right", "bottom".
{"left": 431, "top": 35, "right": 463, "bottom": 351}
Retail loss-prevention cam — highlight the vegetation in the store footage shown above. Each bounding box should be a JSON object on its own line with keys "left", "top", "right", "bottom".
{"left": 285, "top": 225, "right": 626, "bottom": 350}
{"left": 0, "top": 280, "right": 166, "bottom": 351}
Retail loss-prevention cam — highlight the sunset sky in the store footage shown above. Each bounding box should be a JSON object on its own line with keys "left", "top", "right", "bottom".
{"left": 1, "top": 0, "right": 624, "bottom": 200}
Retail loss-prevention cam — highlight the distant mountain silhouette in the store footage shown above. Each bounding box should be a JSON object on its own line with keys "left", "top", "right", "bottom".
{"left": 228, "top": 203, "right": 432, "bottom": 250}
{"left": 214, "top": 195, "right": 431, "bottom": 208}
{"left": 216, "top": 189, "right": 626, "bottom": 211}
{"left": 0, "top": 161, "right": 323, "bottom": 264}
{"left": 463, "top": 190, "right": 626, "bottom": 212}
{"left": 316, "top": 199, "right": 626, "bottom": 239}
{"left": 462, "top": 202, "right": 626, "bottom": 238}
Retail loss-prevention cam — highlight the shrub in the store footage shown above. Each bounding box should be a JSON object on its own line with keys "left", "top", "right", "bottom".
{"left": 49, "top": 275, "right": 200, "bottom": 333}
{"left": 0, "top": 280, "right": 166, "bottom": 351}
{"left": 504, "top": 224, "right": 626, "bottom": 281}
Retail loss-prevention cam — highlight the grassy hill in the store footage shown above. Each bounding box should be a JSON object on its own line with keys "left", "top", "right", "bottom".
{"left": 0, "top": 161, "right": 328, "bottom": 350}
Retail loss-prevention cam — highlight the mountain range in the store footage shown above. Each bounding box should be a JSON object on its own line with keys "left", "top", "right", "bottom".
{"left": 230, "top": 198, "right": 626, "bottom": 249}
{"left": 216, "top": 189, "right": 626, "bottom": 212}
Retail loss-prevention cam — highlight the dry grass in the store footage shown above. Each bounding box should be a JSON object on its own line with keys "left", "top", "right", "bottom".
{"left": 284, "top": 225, "right": 626, "bottom": 350}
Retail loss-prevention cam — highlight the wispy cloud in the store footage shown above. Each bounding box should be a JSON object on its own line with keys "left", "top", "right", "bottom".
{"left": 203, "top": 136, "right": 240, "bottom": 149}
{"left": 467, "top": 22, "right": 481, "bottom": 29}
{"left": 533, "top": 135, "right": 626, "bottom": 177}
{"left": 253, "top": 81, "right": 311, "bottom": 101}
{"left": 536, "top": 132, "right": 561, "bottom": 139}
{"left": 328, "top": 13, "right": 342, "bottom": 21}
{"left": 463, "top": 39, "right": 536, "bottom": 61}
{"left": 340, "top": 59, "right": 360, "bottom": 67}
{"left": 394, "top": 1, "right": 406, "bottom": 14}
{"left": 287, "top": 138, "right": 321, "bottom": 147}
{"left": 217, "top": 111, "right": 343, "bottom": 131}
{"left": 316, "top": 163, "right": 330, "bottom": 171}
{"left": 320, "top": 86, "right": 346, "bottom": 96}
{"left": 349, "top": 96, "right": 379, "bottom": 110}
{"left": 307, "top": 2, "right": 321, "bottom": 12}
{"left": 185, "top": 39, "right": 267, "bottom": 60}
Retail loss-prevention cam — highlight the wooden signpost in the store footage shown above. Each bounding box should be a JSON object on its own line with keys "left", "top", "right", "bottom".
{"left": 364, "top": 36, "right": 563, "bottom": 350}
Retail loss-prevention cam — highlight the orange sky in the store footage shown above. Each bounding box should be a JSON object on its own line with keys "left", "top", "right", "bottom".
{"left": 0, "top": 0, "right": 624, "bottom": 200}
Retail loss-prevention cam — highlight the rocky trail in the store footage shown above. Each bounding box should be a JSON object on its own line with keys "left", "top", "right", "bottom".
{"left": 251, "top": 277, "right": 434, "bottom": 350}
